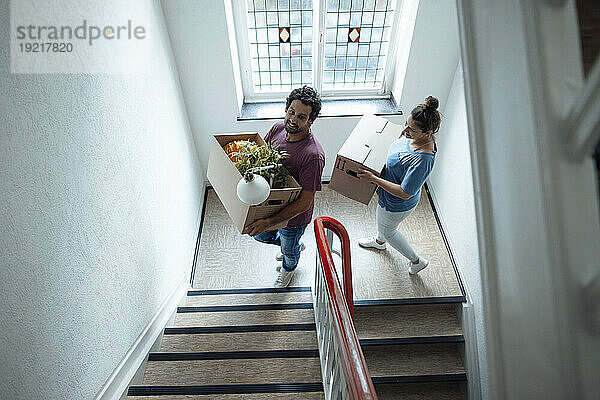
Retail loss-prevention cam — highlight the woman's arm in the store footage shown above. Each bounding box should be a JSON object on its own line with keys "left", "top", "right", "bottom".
{"left": 357, "top": 169, "right": 413, "bottom": 200}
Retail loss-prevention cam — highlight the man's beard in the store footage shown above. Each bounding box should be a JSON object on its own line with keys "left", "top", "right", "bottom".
{"left": 285, "top": 120, "right": 303, "bottom": 135}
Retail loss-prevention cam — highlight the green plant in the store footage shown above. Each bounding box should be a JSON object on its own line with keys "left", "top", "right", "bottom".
{"left": 234, "top": 141, "right": 290, "bottom": 189}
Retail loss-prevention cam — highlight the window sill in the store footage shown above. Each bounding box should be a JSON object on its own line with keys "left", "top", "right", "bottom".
{"left": 237, "top": 97, "right": 402, "bottom": 121}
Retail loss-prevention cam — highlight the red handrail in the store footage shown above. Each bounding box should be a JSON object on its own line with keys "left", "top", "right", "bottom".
{"left": 314, "top": 216, "right": 354, "bottom": 318}
{"left": 314, "top": 216, "right": 378, "bottom": 400}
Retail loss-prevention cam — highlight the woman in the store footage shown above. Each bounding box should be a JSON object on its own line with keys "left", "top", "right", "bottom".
{"left": 357, "top": 96, "right": 441, "bottom": 275}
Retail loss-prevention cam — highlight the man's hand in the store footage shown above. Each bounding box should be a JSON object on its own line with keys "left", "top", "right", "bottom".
{"left": 246, "top": 218, "right": 273, "bottom": 237}
{"left": 357, "top": 168, "right": 376, "bottom": 182}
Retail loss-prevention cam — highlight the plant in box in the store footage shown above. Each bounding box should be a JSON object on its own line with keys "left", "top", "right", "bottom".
{"left": 223, "top": 140, "right": 290, "bottom": 189}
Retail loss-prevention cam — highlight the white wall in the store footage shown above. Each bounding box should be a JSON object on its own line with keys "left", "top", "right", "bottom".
{"left": 0, "top": 0, "right": 203, "bottom": 399}
{"left": 428, "top": 62, "right": 487, "bottom": 398}
{"left": 457, "top": 0, "right": 600, "bottom": 398}
{"left": 391, "top": 0, "right": 460, "bottom": 114}
{"left": 160, "top": 0, "right": 406, "bottom": 181}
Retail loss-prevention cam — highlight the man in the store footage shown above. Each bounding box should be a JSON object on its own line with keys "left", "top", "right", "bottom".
{"left": 247, "top": 86, "right": 325, "bottom": 288}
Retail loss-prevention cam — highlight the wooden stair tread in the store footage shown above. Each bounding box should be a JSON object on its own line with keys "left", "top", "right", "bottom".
{"left": 173, "top": 309, "right": 314, "bottom": 328}
{"left": 184, "top": 292, "right": 312, "bottom": 307}
{"left": 364, "top": 343, "right": 465, "bottom": 377}
{"left": 161, "top": 330, "right": 318, "bottom": 353}
{"left": 142, "top": 358, "right": 321, "bottom": 386}
{"left": 127, "top": 394, "right": 324, "bottom": 399}
{"left": 133, "top": 288, "right": 467, "bottom": 399}
{"left": 375, "top": 381, "right": 466, "bottom": 400}
{"left": 355, "top": 304, "right": 461, "bottom": 339}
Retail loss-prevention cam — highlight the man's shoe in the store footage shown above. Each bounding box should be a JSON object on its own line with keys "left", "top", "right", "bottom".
{"left": 275, "top": 242, "right": 306, "bottom": 265}
{"left": 358, "top": 237, "right": 386, "bottom": 250}
{"left": 274, "top": 268, "right": 295, "bottom": 288}
{"left": 408, "top": 257, "right": 429, "bottom": 275}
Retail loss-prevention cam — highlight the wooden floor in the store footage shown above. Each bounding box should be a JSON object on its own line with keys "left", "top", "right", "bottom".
{"left": 193, "top": 185, "right": 463, "bottom": 301}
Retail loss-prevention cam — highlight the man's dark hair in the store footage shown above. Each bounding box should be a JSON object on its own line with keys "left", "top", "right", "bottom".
{"left": 285, "top": 86, "right": 322, "bottom": 121}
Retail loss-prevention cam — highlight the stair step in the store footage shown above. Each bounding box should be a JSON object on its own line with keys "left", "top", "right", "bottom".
{"left": 172, "top": 308, "right": 315, "bottom": 328}
{"left": 375, "top": 381, "right": 466, "bottom": 400}
{"left": 177, "top": 303, "right": 312, "bottom": 313}
{"left": 364, "top": 343, "right": 466, "bottom": 378}
{"left": 164, "top": 324, "right": 315, "bottom": 334}
{"left": 184, "top": 291, "right": 313, "bottom": 306}
{"left": 127, "top": 383, "right": 323, "bottom": 398}
{"left": 360, "top": 335, "right": 464, "bottom": 347}
{"left": 187, "top": 287, "right": 311, "bottom": 296}
{"left": 128, "top": 393, "right": 324, "bottom": 399}
{"left": 161, "top": 330, "right": 318, "bottom": 352}
{"left": 355, "top": 303, "right": 461, "bottom": 340}
{"left": 147, "top": 350, "right": 319, "bottom": 361}
{"left": 142, "top": 358, "right": 321, "bottom": 386}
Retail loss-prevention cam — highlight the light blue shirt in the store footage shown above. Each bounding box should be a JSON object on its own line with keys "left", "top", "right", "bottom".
{"left": 377, "top": 137, "right": 436, "bottom": 212}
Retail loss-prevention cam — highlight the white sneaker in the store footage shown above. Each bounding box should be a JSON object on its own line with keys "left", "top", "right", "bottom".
{"left": 275, "top": 242, "right": 306, "bottom": 264}
{"left": 408, "top": 257, "right": 429, "bottom": 275}
{"left": 358, "top": 237, "right": 386, "bottom": 250}
{"left": 274, "top": 268, "right": 295, "bottom": 288}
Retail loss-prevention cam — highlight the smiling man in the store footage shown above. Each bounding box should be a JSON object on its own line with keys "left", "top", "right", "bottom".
{"left": 247, "top": 86, "right": 325, "bottom": 287}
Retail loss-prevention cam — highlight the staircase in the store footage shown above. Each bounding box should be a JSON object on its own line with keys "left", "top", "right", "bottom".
{"left": 127, "top": 286, "right": 325, "bottom": 399}
{"left": 355, "top": 301, "right": 467, "bottom": 398}
{"left": 127, "top": 287, "right": 467, "bottom": 399}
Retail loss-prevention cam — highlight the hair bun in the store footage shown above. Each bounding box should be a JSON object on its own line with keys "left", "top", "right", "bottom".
{"left": 425, "top": 96, "right": 439, "bottom": 111}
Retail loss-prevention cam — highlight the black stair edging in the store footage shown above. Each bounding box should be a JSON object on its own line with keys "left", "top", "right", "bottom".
{"left": 164, "top": 323, "right": 316, "bottom": 334}
{"left": 127, "top": 382, "right": 324, "bottom": 396}
{"left": 148, "top": 349, "right": 319, "bottom": 361}
{"left": 354, "top": 296, "right": 466, "bottom": 307}
{"left": 424, "top": 183, "right": 468, "bottom": 299}
{"left": 187, "top": 286, "right": 311, "bottom": 296}
{"left": 189, "top": 186, "right": 209, "bottom": 287}
{"left": 359, "top": 335, "right": 464, "bottom": 347}
{"left": 371, "top": 373, "right": 467, "bottom": 385}
{"left": 177, "top": 303, "right": 313, "bottom": 313}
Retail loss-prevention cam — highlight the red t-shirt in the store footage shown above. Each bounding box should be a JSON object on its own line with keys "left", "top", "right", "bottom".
{"left": 265, "top": 121, "right": 325, "bottom": 228}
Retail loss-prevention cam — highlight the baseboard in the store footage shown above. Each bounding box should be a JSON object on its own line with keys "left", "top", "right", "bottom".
{"left": 462, "top": 301, "right": 482, "bottom": 400}
{"left": 94, "top": 271, "right": 189, "bottom": 400}
{"left": 423, "top": 183, "right": 467, "bottom": 298}
{"left": 190, "top": 186, "right": 207, "bottom": 286}
{"left": 423, "top": 182, "right": 482, "bottom": 399}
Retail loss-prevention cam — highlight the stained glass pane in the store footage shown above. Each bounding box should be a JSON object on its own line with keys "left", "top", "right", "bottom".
{"left": 323, "top": 0, "right": 394, "bottom": 90}
{"left": 246, "top": 0, "right": 395, "bottom": 93}
{"left": 247, "top": 0, "right": 313, "bottom": 92}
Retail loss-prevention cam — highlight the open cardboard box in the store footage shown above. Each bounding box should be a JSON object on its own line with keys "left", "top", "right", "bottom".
{"left": 329, "top": 114, "right": 403, "bottom": 204}
{"left": 207, "top": 132, "right": 302, "bottom": 234}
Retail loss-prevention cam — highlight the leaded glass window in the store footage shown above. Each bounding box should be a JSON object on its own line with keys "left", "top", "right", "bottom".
{"left": 246, "top": 0, "right": 314, "bottom": 92}
{"left": 323, "top": 0, "right": 395, "bottom": 90}
{"left": 241, "top": 0, "right": 398, "bottom": 96}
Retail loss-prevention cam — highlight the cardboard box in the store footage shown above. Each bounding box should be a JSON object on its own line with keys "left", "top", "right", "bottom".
{"left": 207, "top": 132, "right": 302, "bottom": 234}
{"left": 329, "top": 114, "right": 403, "bottom": 205}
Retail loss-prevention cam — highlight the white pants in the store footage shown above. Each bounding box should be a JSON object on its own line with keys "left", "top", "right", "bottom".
{"left": 376, "top": 204, "right": 419, "bottom": 262}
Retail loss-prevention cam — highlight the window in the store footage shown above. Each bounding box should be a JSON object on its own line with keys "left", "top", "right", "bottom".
{"left": 232, "top": 0, "right": 399, "bottom": 101}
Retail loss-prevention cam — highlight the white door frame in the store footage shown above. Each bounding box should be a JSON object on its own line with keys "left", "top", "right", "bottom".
{"left": 456, "top": 0, "right": 600, "bottom": 398}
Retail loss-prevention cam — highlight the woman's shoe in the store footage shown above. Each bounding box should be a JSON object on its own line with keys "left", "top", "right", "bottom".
{"left": 358, "top": 237, "right": 386, "bottom": 250}
{"left": 408, "top": 257, "right": 429, "bottom": 275}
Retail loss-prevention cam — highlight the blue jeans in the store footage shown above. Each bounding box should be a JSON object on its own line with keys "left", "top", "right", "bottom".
{"left": 254, "top": 225, "right": 307, "bottom": 271}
